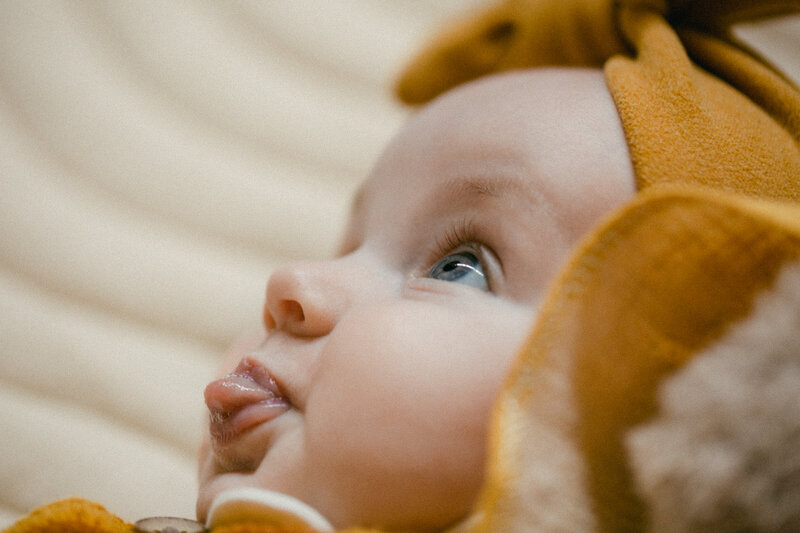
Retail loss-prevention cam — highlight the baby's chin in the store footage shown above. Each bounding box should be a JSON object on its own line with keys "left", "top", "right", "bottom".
{"left": 196, "top": 450, "right": 281, "bottom": 523}
{"left": 196, "top": 434, "right": 321, "bottom": 526}
{"left": 196, "top": 437, "right": 268, "bottom": 522}
{"left": 196, "top": 459, "right": 472, "bottom": 532}
{"left": 195, "top": 441, "right": 235, "bottom": 522}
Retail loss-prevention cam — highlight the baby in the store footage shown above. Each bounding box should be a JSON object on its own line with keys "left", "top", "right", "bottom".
{"left": 196, "top": 68, "right": 635, "bottom": 531}
{"left": 3, "top": 1, "right": 796, "bottom": 531}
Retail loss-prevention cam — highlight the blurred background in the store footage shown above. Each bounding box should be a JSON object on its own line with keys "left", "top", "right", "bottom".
{"left": 0, "top": 1, "right": 798, "bottom": 526}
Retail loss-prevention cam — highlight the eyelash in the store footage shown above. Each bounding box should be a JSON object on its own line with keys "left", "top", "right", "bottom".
{"left": 422, "top": 218, "right": 499, "bottom": 292}
{"left": 434, "top": 218, "right": 480, "bottom": 259}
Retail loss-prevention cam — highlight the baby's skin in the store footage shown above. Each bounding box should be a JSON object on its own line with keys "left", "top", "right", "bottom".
{"left": 197, "top": 68, "right": 635, "bottom": 532}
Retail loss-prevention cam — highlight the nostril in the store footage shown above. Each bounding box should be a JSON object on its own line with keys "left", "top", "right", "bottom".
{"left": 281, "top": 300, "right": 305, "bottom": 323}
{"left": 264, "top": 261, "right": 340, "bottom": 337}
{"left": 264, "top": 299, "right": 305, "bottom": 332}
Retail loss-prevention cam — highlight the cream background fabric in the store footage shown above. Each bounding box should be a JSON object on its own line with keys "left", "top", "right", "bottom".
{"left": 0, "top": 1, "right": 797, "bottom": 527}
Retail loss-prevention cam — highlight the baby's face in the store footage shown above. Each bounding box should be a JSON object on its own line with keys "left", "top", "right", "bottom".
{"left": 197, "top": 69, "right": 634, "bottom": 531}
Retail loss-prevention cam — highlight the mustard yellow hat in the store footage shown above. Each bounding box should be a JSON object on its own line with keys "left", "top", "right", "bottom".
{"left": 395, "top": 0, "right": 800, "bottom": 201}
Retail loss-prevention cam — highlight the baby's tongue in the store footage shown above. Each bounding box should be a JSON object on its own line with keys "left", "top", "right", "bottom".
{"left": 204, "top": 373, "right": 278, "bottom": 413}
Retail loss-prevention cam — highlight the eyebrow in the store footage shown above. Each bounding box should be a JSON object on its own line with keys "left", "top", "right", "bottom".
{"left": 439, "top": 174, "right": 536, "bottom": 205}
{"left": 348, "top": 173, "right": 539, "bottom": 226}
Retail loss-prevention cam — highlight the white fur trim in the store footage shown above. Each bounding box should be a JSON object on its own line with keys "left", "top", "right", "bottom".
{"left": 206, "top": 487, "right": 334, "bottom": 532}
{"left": 627, "top": 261, "right": 800, "bottom": 531}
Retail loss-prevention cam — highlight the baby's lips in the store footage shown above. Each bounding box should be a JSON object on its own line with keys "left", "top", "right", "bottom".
{"left": 204, "top": 356, "right": 291, "bottom": 446}
{"left": 204, "top": 374, "right": 277, "bottom": 413}
{"left": 204, "top": 356, "right": 285, "bottom": 414}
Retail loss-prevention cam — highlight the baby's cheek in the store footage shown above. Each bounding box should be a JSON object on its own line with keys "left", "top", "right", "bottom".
{"left": 310, "top": 303, "right": 489, "bottom": 426}
{"left": 301, "top": 301, "right": 521, "bottom": 528}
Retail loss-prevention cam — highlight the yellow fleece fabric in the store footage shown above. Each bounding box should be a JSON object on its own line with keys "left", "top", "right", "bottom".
{"left": 396, "top": 0, "right": 800, "bottom": 200}
{"left": 472, "top": 187, "right": 800, "bottom": 532}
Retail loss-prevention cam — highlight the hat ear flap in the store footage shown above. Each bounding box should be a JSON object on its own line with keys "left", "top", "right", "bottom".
{"left": 466, "top": 188, "right": 800, "bottom": 532}
{"left": 394, "top": 0, "right": 627, "bottom": 105}
{"left": 394, "top": 4, "right": 520, "bottom": 105}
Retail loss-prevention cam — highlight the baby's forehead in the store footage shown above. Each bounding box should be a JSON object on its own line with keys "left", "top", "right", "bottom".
{"left": 372, "top": 69, "right": 625, "bottom": 182}
{"left": 405, "top": 69, "right": 618, "bottom": 138}
{"left": 346, "top": 69, "right": 634, "bottom": 250}
{"left": 365, "top": 69, "right": 628, "bottom": 190}
{"left": 347, "top": 69, "right": 634, "bottom": 250}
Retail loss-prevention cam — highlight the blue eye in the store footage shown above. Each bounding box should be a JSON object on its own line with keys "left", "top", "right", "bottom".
{"left": 428, "top": 251, "right": 489, "bottom": 291}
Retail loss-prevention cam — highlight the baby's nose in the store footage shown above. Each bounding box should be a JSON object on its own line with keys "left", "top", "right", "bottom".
{"left": 263, "top": 260, "right": 348, "bottom": 338}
